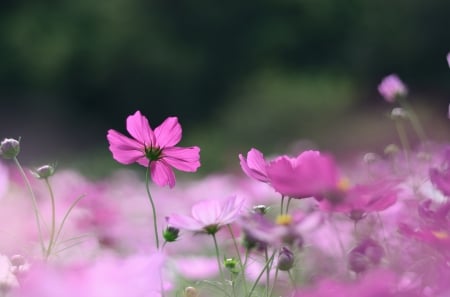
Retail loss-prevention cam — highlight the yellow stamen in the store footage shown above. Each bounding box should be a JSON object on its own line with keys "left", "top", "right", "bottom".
{"left": 276, "top": 214, "right": 293, "bottom": 225}
{"left": 337, "top": 177, "right": 351, "bottom": 191}
{"left": 432, "top": 230, "right": 449, "bottom": 240}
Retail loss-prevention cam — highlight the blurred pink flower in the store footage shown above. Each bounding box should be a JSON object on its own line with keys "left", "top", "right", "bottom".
{"left": 266, "top": 151, "right": 339, "bottom": 199}
{"left": 239, "top": 148, "right": 270, "bottom": 183}
{"left": 319, "top": 180, "right": 398, "bottom": 221}
{"left": 429, "top": 147, "right": 450, "bottom": 197}
{"left": 378, "top": 74, "right": 408, "bottom": 102}
{"left": 167, "top": 195, "right": 245, "bottom": 234}
{"left": 107, "top": 111, "right": 200, "bottom": 188}
{"left": 293, "top": 269, "right": 401, "bottom": 297}
{"left": 11, "top": 253, "right": 168, "bottom": 297}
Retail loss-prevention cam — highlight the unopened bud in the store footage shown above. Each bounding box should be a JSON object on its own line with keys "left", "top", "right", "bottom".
{"left": 32, "top": 164, "right": 55, "bottom": 179}
{"left": 253, "top": 205, "right": 270, "bottom": 215}
{"left": 0, "top": 138, "right": 20, "bottom": 159}
{"left": 184, "top": 286, "right": 199, "bottom": 297}
{"left": 224, "top": 257, "right": 239, "bottom": 275}
{"left": 390, "top": 107, "right": 408, "bottom": 120}
{"left": 277, "top": 247, "right": 294, "bottom": 271}
{"left": 384, "top": 144, "right": 400, "bottom": 155}
{"left": 378, "top": 74, "right": 408, "bottom": 103}
{"left": 163, "top": 226, "right": 179, "bottom": 242}
{"left": 348, "top": 238, "right": 384, "bottom": 273}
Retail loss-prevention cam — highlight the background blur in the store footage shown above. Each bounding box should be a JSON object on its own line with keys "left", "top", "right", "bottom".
{"left": 0, "top": 1, "right": 449, "bottom": 176}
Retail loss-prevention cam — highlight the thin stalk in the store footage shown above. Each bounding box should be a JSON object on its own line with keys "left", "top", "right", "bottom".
{"left": 212, "top": 233, "right": 225, "bottom": 282}
{"left": 13, "top": 157, "right": 46, "bottom": 256}
{"left": 268, "top": 267, "right": 279, "bottom": 297}
{"left": 280, "top": 196, "right": 285, "bottom": 215}
{"left": 227, "top": 225, "right": 248, "bottom": 294}
{"left": 264, "top": 248, "right": 271, "bottom": 297}
{"left": 54, "top": 194, "right": 85, "bottom": 245}
{"left": 247, "top": 251, "right": 276, "bottom": 297}
{"left": 44, "top": 178, "right": 56, "bottom": 259}
{"left": 145, "top": 165, "right": 160, "bottom": 250}
{"left": 395, "top": 120, "right": 410, "bottom": 165}
{"left": 285, "top": 197, "right": 293, "bottom": 214}
{"left": 398, "top": 97, "right": 427, "bottom": 142}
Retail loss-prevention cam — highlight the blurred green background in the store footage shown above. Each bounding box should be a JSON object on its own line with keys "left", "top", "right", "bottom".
{"left": 0, "top": 1, "right": 449, "bottom": 175}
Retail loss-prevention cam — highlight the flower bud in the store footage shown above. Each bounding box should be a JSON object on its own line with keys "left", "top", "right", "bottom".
{"left": 9, "top": 254, "right": 29, "bottom": 275}
{"left": 384, "top": 144, "right": 400, "bottom": 155}
{"left": 253, "top": 205, "right": 270, "bottom": 215}
{"left": 163, "top": 226, "right": 179, "bottom": 242}
{"left": 348, "top": 238, "right": 384, "bottom": 273}
{"left": 390, "top": 107, "right": 408, "bottom": 120}
{"left": 0, "top": 138, "right": 20, "bottom": 159}
{"left": 184, "top": 286, "right": 199, "bottom": 297}
{"left": 378, "top": 74, "right": 408, "bottom": 103}
{"left": 32, "top": 164, "right": 55, "bottom": 179}
{"left": 277, "top": 247, "right": 294, "bottom": 271}
{"left": 224, "top": 257, "right": 239, "bottom": 275}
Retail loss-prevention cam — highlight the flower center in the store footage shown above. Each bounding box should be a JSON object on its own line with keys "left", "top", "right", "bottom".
{"left": 204, "top": 224, "right": 219, "bottom": 235}
{"left": 145, "top": 146, "right": 162, "bottom": 161}
{"left": 276, "top": 214, "right": 292, "bottom": 225}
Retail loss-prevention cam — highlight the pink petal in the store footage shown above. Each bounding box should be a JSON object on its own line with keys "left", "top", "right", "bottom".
{"left": 150, "top": 161, "right": 176, "bottom": 188}
{"left": 191, "top": 199, "right": 222, "bottom": 226}
{"left": 167, "top": 214, "right": 203, "bottom": 231}
{"left": 154, "top": 117, "right": 182, "bottom": 148}
{"left": 239, "top": 148, "right": 270, "bottom": 183}
{"left": 126, "top": 111, "right": 155, "bottom": 146}
{"left": 162, "top": 146, "right": 201, "bottom": 172}
{"left": 107, "top": 130, "right": 145, "bottom": 164}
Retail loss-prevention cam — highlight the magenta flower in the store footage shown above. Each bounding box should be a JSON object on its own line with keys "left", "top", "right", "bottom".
{"left": 107, "top": 111, "right": 200, "bottom": 188}
{"left": 319, "top": 180, "right": 398, "bottom": 221}
{"left": 266, "top": 150, "right": 339, "bottom": 199}
{"left": 239, "top": 148, "right": 270, "bottom": 183}
{"left": 429, "top": 147, "right": 450, "bottom": 197}
{"left": 378, "top": 74, "right": 408, "bottom": 102}
{"left": 167, "top": 195, "right": 245, "bottom": 234}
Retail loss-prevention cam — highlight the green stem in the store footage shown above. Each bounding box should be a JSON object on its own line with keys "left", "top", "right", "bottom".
{"left": 398, "top": 97, "right": 427, "bottom": 142}
{"left": 285, "top": 197, "right": 293, "bottom": 214}
{"left": 44, "top": 178, "right": 56, "bottom": 259}
{"left": 280, "top": 196, "right": 285, "bottom": 215}
{"left": 395, "top": 119, "right": 410, "bottom": 165}
{"left": 268, "top": 267, "right": 279, "bottom": 297}
{"left": 227, "top": 224, "right": 248, "bottom": 294}
{"left": 265, "top": 248, "right": 271, "bottom": 297}
{"left": 54, "top": 194, "right": 85, "bottom": 245}
{"left": 145, "top": 165, "right": 160, "bottom": 250}
{"left": 247, "top": 251, "right": 276, "bottom": 297}
{"left": 212, "top": 233, "right": 225, "bottom": 282}
{"left": 13, "top": 157, "right": 46, "bottom": 256}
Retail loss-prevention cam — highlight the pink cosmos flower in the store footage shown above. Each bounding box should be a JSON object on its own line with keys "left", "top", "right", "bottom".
{"left": 430, "top": 147, "right": 450, "bottom": 197}
{"left": 266, "top": 150, "right": 339, "bottom": 199}
{"left": 239, "top": 148, "right": 270, "bottom": 183}
{"left": 107, "top": 111, "right": 200, "bottom": 188}
{"left": 319, "top": 180, "right": 398, "bottom": 221}
{"left": 167, "top": 195, "right": 245, "bottom": 234}
{"left": 11, "top": 253, "right": 168, "bottom": 297}
{"left": 378, "top": 74, "right": 408, "bottom": 102}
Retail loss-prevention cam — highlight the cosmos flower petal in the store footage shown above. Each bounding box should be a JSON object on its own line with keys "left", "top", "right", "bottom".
{"left": 150, "top": 161, "right": 176, "bottom": 188}
{"left": 168, "top": 214, "right": 204, "bottom": 231}
{"left": 163, "top": 147, "right": 201, "bottom": 172}
{"left": 107, "top": 130, "right": 145, "bottom": 164}
{"left": 126, "top": 111, "right": 155, "bottom": 146}
{"left": 191, "top": 199, "right": 223, "bottom": 226}
{"left": 154, "top": 117, "right": 182, "bottom": 148}
{"left": 239, "top": 148, "right": 270, "bottom": 183}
